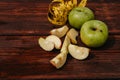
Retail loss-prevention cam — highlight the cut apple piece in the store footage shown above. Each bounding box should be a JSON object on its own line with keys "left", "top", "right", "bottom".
{"left": 46, "top": 35, "right": 62, "bottom": 49}
{"left": 50, "top": 52, "right": 67, "bottom": 69}
{"left": 60, "top": 36, "right": 71, "bottom": 54}
{"left": 67, "top": 28, "right": 78, "bottom": 44}
{"left": 50, "top": 25, "right": 69, "bottom": 38}
{"left": 38, "top": 37, "right": 54, "bottom": 51}
{"left": 50, "top": 35, "right": 70, "bottom": 69}
{"left": 68, "top": 44, "right": 90, "bottom": 60}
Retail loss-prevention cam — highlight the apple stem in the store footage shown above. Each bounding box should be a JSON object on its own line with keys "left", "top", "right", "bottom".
{"left": 91, "top": 27, "right": 97, "bottom": 31}
{"left": 100, "top": 30, "right": 103, "bottom": 32}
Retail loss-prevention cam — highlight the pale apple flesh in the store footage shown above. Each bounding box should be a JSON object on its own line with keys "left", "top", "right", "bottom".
{"left": 60, "top": 36, "right": 71, "bottom": 53}
{"left": 50, "top": 35, "right": 71, "bottom": 69}
{"left": 46, "top": 35, "right": 62, "bottom": 49}
{"left": 68, "top": 44, "right": 90, "bottom": 60}
{"left": 50, "top": 25, "right": 69, "bottom": 38}
{"left": 50, "top": 52, "right": 67, "bottom": 69}
{"left": 67, "top": 28, "right": 78, "bottom": 44}
{"left": 38, "top": 35, "right": 62, "bottom": 51}
{"left": 38, "top": 37, "right": 54, "bottom": 51}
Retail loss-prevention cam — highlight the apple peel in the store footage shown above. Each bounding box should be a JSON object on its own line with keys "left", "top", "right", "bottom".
{"left": 48, "top": 0, "right": 88, "bottom": 25}
{"left": 78, "top": 0, "right": 87, "bottom": 7}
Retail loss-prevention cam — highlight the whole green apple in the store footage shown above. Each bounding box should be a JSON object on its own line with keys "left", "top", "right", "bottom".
{"left": 80, "top": 20, "right": 108, "bottom": 48}
{"left": 68, "top": 7, "right": 94, "bottom": 29}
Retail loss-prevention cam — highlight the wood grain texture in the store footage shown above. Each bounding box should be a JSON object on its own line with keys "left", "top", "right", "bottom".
{"left": 0, "top": 0, "right": 120, "bottom": 79}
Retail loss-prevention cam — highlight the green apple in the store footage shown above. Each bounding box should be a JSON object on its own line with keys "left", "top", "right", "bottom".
{"left": 68, "top": 7, "right": 94, "bottom": 29}
{"left": 80, "top": 20, "right": 108, "bottom": 48}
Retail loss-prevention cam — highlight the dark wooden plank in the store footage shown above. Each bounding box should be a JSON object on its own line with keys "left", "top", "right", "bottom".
{"left": 0, "top": 0, "right": 120, "bottom": 79}
{"left": 0, "top": 35, "right": 119, "bottom": 55}
{"left": 0, "top": 1, "right": 52, "bottom": 36}
{"left": 0, "top": 35, "right": 120, "bottom": 79}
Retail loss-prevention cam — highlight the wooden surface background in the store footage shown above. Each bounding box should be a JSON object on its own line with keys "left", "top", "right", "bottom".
{"left": 0, "top": 0, "right": 120, "bottom": 79}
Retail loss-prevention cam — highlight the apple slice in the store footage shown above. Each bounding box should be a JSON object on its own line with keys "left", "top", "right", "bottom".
{"left": 50, "top": 52, "right": 67, "bottom": 69}
{"left": 67, "top": 28, "right": 78, "bottom": 44}
{"left": 50, "top": 36, "right": 70, "bottom": 69}
{"left": 38, "top": 37, "right": 54, "bottom": 51}
{"left": 68, "top": 44, "right": 90, "bottom": 60}
{"left": 50, "top": 25, "right": 69, "bottom": 38}
{"left": 60, "top": 36, "right": 71, "bottom": 53}
{"left": 46, "top": 35, "right": 62, "bottom": 49}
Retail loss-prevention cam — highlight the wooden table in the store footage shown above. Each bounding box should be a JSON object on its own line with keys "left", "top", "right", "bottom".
{"left": 0, "top": 0, "right": 120, "bottom": 79}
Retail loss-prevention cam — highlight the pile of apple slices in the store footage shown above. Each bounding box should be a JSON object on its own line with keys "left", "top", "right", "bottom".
{"left": 38, "top": 25, "right": 90, "bottom": 69}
